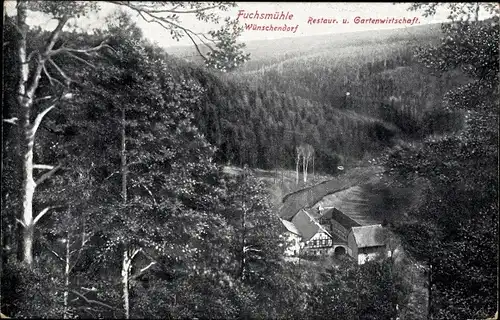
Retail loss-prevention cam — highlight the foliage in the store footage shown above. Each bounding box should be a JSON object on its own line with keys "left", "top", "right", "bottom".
{"left": 2, "top": 3, "right": 250, "bottom": 318}
{"left": 205, "top": 17, "right": 251, "bottom": 72}
{"left": 307, "top": 258, "right": 411, "bottom": 320}
{"left": 404, "top": 2, "right": 499, "bottom": 22}
{"left": 220, "top": 169, "right": 306, "bottom": 319}
{"left": 1, "top": 261, "right": 65, "bottom": 318}
{"left": 383, "top": 6, "right": 499, "bottom": 319}
{"left": 106, "top": 1, "right": 250, "bottom": 73}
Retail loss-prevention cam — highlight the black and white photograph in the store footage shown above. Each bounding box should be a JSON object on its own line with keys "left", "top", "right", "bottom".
{"left": 1, "top": 1, "right": 499, "bottom": 319}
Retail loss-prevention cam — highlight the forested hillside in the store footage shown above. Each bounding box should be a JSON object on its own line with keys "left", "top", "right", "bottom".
{"left": 165, "top": 24, "right": 468, "bottom": 173}
{"left": 2, "top": 21, "right": 468, "bottom": 175}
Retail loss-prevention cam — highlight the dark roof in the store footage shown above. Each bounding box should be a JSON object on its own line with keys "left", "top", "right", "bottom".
{"left": 319, "top": 207, "right": 361, "bottom": 229}
{"left": 291, "top": 210, "right": 320, "bottom": 242}
{"left": 329, "top": 231, "right": 347, "bottom": 244}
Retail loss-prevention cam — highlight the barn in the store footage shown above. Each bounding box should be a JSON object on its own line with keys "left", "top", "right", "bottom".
{"left": 347, "top": 224, "right": 389, "bottom": 264}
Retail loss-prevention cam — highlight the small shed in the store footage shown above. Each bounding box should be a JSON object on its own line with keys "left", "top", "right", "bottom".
{"left": 347, "top": 224, "right": 388, "bottom": 264}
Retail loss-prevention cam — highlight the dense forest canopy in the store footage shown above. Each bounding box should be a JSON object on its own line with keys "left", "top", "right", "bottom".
{"left": 1, "top": 1, "right": 498, "bottom": 319}
{"left": 158, "top": 24, "right": 470, "bottom": 173}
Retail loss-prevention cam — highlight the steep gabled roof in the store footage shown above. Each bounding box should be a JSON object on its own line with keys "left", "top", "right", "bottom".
{"left": 292, "top": 209, "right": 332, "bottom": 242}
{"left": 319, "top": 207, "right": 361, "bottom": 229}
{"left": 351, "top": 224, "right": 386, "bottom": 248}
{"left": 291, "top": 210, "right": 319, "bottom": 241}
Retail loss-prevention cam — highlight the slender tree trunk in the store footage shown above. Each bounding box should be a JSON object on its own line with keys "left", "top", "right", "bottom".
{"left": 15, "top": 1, "right": 67, "bottom": 266}
{"left": 239, "top": 197, "right": 247, "bottom": 280}
{"left": 21, "top": 225, "right": 34, "bottom": 265}
{"left": 274, "top": 161, "right": 277, "bottom": 184}
{"left": 122, "top": 249, "right": 131, "bottom": 320}
{"left": 281, "top": 170, "right": 284, "bottom": 188}
{"left": 121, "top": 107, "right": 127, "bottom": 203}
{"left": 63, "top": 233, "right": 70, "bottom": 319}
{"left": 303, "top": 156, "right": 307, "bottom": 183}
{"left": 311, "top": 155, "right": 314, "bottom": 182}
{"left": 120, "top": 106, "right": 131, "bottom": 319}
{"left": 427, "top": 260, "right": 433, "bottom": 320}
{"left": 17, "top": 0, "right": 34, "bottom": 266}
{"left": 296, "top": 154, "right": 300, "bottom": 185}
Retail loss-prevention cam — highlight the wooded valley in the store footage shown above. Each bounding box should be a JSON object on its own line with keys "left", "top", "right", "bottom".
{"left": 1, "top": 2, "right": 498, "bottom": 319}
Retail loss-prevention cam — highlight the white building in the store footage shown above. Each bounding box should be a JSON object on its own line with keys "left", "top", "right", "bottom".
{"left": 280, "top": 218, "right": 303, "bottom": 256}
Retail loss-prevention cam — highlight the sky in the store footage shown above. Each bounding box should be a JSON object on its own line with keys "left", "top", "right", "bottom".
{"left": 3, "top": 2, "right": 493, "bottom": 48}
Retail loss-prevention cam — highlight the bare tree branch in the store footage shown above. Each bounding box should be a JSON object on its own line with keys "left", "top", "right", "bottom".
{"left": 49, "top": 39, "right": 115, "bottom": 57}
{"left": 43, "top": 63, "right": 58, "bottom": 87}
{"left": 47, "top": 58, "right": 73, "bottom": 85}
{"left": 33, "top": 206, "right": 63, "bottom": 225}
{"left": 26, "top": 15, "right": 69, "bottom": 100}
{"left": 3, "top": 117, "right": 19, "bottom": 125}
{"left": 108, "top": 1, "right": 220, "bottom": 14}
{"left": 130, "top": 248, "right": 141, "bottom": 261}
{"left": 183, "top": 30, "right": 209, "bottom": 60}
{"left": 243, "top": 245, "right": 262, "bottom": 253}
{"left": 141, "top": 184, "right": 157, "bottom": 206}
{"left": 30, "top": 104, "right": 56, "bottom": 138}
{"left": 142, "top": 5, "right": 220, "bottom": 14}
{"left": 111, "top": 2, "right": 210, "bottom": 61}
{"left": 33, "top": 164, "right": 55, "bottom": 170}
{"left": 34, "top": 95, "right": 55, "bottom": 103}
{"left": 81, "top": 286, "right": 98, "bottom": 292}
{"left": 201, "top": 33, "right": 217, "bottom": 44}
{"left": 104, "top": 170, "right": 120, "bottom": 180}
{"left": 35, "top": 163, "right": 62, "bottom": 185}
{"left": 45, "top": 245, "right": 65, "bottom": 263}
{"left": 139, "top": 261, "right": 156, "bottom": 273}
{"left": 129, "top": 249, "right": 159, "bottom": 281}
{"left": 67, "top": 289, "right": 122, "bottom": 312}
{"left": 65, "top": 51, "right": 97, "bottom": 69}
{"left": 16, "top": 218, "right": 26, "bottom": 228}
{"left": 129, "top": 262, "right": 156, "bottom": 282}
